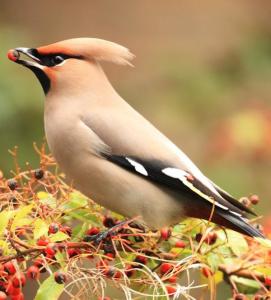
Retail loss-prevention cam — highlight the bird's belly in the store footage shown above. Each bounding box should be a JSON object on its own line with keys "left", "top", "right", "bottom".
{"left": 66, "top": 154, "right": 184, "bottom": 228}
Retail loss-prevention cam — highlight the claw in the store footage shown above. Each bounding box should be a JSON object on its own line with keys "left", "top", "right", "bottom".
{"left": 83, "top": 219, "right": 136, "bottom": 244}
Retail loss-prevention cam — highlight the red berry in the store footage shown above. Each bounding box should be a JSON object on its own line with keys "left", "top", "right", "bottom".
{"left": 249, "top": 194, "right": 260, "bottom": 205}
{"left": 160, "top": 228, "right": 171, "bottom": 240}
{"left": 104, "top": 253, "right": 115, "bottom": 260}
{"left": 160, "top": 263, "right": 174, "bottom": 274}
{"left": 105, "top": 267, "right": 116, "bottom": 278}
{"left": 54, "top": 271, "right": 67, "bottom": 284}
{"left": 113, "top": 271, "right": 122, "bottom": 279}
{"left": 34, "top": 169, "right": 44, "bottom": 180}
{"left": 124, "top": 265, "right": 135, "bottom": 278}
{"left": 86, "top": 227, "right": 100, "bottom": 236}
{"left": 254, "top": 295, "right": 264, "bottom": 300}
{"left": 168, "top": 276, "right": 177, "bottom": 283}
{"left": 45, "top": 244, "right": 56, "bottom": 256}
{"left": 26, "top": 265, "right": 40, "bottom": 280}
{"left": 5, "top": 284, "right": 20, "bottom": 296}
{"left": 3, "top": 261, "right": 16, "bottom": 275}
{"left": 175, "top": 240, "right": 186, "bottom": 248}
{"left": 103, "top": 217, "right": 116, "bottom": 228}
{"left": 98, "top": 297, "right": 111, "bottom": 300}
{"left": 49, "top": 223, "right": 59, "bottom": 234}
{"left": 16, "top": 256, "right": 24, "bottom": 263}
{"left": 34, "top": 258, "right": 43, "bottom": 268}
{"left": 0, "top": 291, "right": 7, "bottom": 300}
{"left": 37, "top": 237, "right": 49, "bottom": 246}
{"left": 265, "top": 276, "right": 271, "bottom": 287}
{"left": 134, "top": 255, "right": 147, "bottom": 265}
{"left": 7, "top": 179, "right": 17, "bottom": 191}
{"left": 60, "top": 226, "right": 72, "bottom": 236}
{"left": 34, "top": 258, "right": 46, "bottom": 273}
{"left": 234, "top": 293, "right": 247, "bottom": 300}
{"left": 205, "top": 232, "right": 217, "bottom": 245}
{"left": 166, "top": 285, "right": 176, "bottom": 296}
{"left": 12, "top": 273, "right": 26, "bottom": 288}
{"left": 67, "top": 248, "right": 80, "bottom": 258}
{"left": 202, "top": 267, "right": 213, "bottom": 278}
{"left": 195, "top": 233, "right": 203, "bottom": 243}
{"left": 10, "top": 293, "right": 24, "bottom": 300}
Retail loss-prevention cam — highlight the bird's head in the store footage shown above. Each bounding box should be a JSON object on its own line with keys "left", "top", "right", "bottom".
{"left": 7, "top": 38, "right": 135, "bottom": 94}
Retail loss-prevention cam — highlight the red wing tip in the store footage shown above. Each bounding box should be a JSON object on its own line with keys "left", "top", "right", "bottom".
{"left": 7, "top": 49, "right": 20, "bottom": 62}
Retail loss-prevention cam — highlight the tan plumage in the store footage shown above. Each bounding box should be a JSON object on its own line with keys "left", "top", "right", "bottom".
{"left": 8, "top": 38, "right": 263, "bottom": 237}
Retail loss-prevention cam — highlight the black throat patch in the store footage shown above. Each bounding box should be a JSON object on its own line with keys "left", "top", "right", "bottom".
{"left": 28, "top": 65, "right": 50, "bottom": 94}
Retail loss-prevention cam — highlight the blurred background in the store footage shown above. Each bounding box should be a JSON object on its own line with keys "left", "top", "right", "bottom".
{"left": 0, "top": 1, "right": 271, "bottom": 297}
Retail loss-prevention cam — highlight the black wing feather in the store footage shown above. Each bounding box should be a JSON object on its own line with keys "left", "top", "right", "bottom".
{"left": 105, "top": 154, "right": 250, "bottom": 216}
{"left": 104, "top": 154, "right": 264, "bottom": 238}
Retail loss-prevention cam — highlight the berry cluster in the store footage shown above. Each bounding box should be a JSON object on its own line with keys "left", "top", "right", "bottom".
{"left": 0, "top": 146, "right": 268, "bottom": 299}
{"left": 0, "top": 259, "right": 68, "bottom": 300}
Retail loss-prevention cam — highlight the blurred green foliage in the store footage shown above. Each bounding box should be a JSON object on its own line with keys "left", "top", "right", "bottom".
{"left": 0, "top": 30, "right": 44, "bottom": 172}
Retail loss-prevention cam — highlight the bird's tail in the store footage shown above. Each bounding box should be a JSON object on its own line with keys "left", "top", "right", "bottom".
{"left": 218, "top": 209, "right": 264, "bottom": 238}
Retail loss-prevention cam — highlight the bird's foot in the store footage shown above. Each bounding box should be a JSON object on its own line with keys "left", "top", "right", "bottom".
{"left": 83, "top": 219, "right": 134, "bottom": 245}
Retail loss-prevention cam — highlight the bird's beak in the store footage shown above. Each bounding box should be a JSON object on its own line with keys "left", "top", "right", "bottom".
{"left": 7, "top": 48, "right": 42, "bottom": 68}
{"left": 8, "top": 47, "right": 51, "bottom": 94}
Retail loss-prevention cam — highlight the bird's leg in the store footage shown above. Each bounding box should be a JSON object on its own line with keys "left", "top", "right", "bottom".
{"left": 83, "top": 219, "right": 136, "bottom": 245}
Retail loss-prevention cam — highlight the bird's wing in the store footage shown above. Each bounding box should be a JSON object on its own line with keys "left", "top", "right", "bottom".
{"left": 103, "top": 153, "right": 251, "bottom": 218}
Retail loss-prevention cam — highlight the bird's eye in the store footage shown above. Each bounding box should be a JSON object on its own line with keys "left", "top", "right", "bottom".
{"left": 52, "top": 55, "right": 64, "bottom": 65}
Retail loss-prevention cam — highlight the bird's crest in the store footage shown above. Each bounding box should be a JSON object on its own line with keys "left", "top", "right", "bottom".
{"left": 37, "top": 38, "right": 135, "bottom": 66}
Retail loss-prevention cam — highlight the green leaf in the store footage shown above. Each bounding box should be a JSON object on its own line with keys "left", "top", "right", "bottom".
{"left": 50, "top": 231, "right": 69, "bottom": 242}
{"left": 231, "top": 275, "right": 261, "bottom": 294}
{"left": 66, "top": 210, "right": 100, "bottom": 225}
{"left": 34, "top": 273, "right": 64, "bottom": 300}
{"left": 172, "top": 224, "right": 184, "bottom": 233}
{"left": 0, "top": 240, "right": 11, "bottom": 255}
{"left": 37, "top": 192, "right": 57, "bottom": 209}
{"left": 225, "top": 230, "right": 248, "bottom": 256}
{"left": 14, "top": 204, "right": 34, "bottom": 219}
{"left": 11, "top": 204, "right": 33, "bottom": 230}
{"left": 0, "top": 211, "right": 14, "bottom": 235}
{"left": 55, "top": 252, "right": 66, "bottom": 268}
{"left": 72, "top": 222, "right": 88, "bottom": 239}
{"left": 207, "top": 253, "right": 224, "bottom": 272}
{"left": 62, "top": 192, "right": 88, "bottom": 210}
{"left": 33, "top": 219, "right": 48, "bottom": 240}
{"left": 254, "top": 266, "right": 271, "bottom": 276}
{"left": 178, "top": 248, "right": 193, "bottom": 259}
{"left": 11, "top": 217, "right": 32, "bottom": 230}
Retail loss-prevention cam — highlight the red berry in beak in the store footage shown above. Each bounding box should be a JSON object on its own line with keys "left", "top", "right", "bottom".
{"left": 7, "top": 50, "right": 19, "bottom": 62}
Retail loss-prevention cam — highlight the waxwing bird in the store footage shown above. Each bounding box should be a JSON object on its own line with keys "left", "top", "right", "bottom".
{"left": 8, "top": 38, "right": 264, "bottom": 238}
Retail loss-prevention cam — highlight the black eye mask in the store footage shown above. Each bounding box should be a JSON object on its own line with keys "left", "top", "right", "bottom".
{"left": 28, "top": 48, "right": 81, "bottom": 67}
